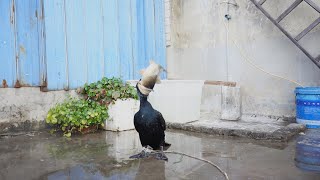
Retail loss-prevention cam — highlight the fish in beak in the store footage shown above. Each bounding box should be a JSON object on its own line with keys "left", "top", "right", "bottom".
{"left": 137, "top": 60, "right": 166, "bottom": 96}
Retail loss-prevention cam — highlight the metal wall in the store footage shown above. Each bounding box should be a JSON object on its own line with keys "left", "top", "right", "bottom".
{"left": 0, "top": 0, "right": 166, "bottom": 90}
{"left": 0, "top": 0, "right": 45, "bottom": 88}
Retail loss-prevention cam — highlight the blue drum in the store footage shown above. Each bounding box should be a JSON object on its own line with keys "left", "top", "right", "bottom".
{"left": 295, "top": 87, "right": 320, "bottom": 128}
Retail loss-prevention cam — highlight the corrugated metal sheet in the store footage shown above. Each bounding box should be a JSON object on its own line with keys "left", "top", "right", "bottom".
{"left": 43, "top": 0, "right": 67, "bottom": 90}
{"left": 0, "top": 0, "right": 166, "bottom": 90}
{"left": 0, "top": 0, "right": 16, "bottom": 88}
{"left": 0, "top": 0, "right": 44, "bottom": 88}
{"left": 15, "top": 0, "right": 41, "bottom": 87}
{"left": 44, "top": 0, "right": 166, "bottom": 90}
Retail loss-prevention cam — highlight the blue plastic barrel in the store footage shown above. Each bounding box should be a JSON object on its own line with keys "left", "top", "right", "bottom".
{"left": 295, "top": 87, "right": 320, "bottom": 129}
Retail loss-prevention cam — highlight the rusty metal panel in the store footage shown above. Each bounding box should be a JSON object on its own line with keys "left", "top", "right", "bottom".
{"left": 38, "top": 0, "right": 47, "bottom": 88}
{"left": 144, "top": 0, "right": 156, "bottom": 69}
{"left": 118, "top": 0, "right": 134, "bottom": 80}
{"left": 131, "top": 0, "right": 140, "bottom": 79}
{"left": 85, "top": 0, "right": 104, "bottom": 84}
{"left": 154, "top": 0, "right": 166, "bottom": 79}
{"left": 15, "top": 0, "right": 41, "bottom": 87}
{"left": 1, "top": 0, "right": 167, "bottom": 90}
{"left": 102, "top": 0, "right": 121, "bottom": 79}
{"left": 0, "top": 0, "right": 16, "bottom": 88}
{"left": 43, "top": 0, "right": 68, "bottom": 90}
{"left": 134, "top": 0, "right": 147, "bottom": 80}
{"left": 64, "top": 0, "right": 87, "bottom": 89}
{"left": 43, "top": 0, "right": 166, "bottom": 90}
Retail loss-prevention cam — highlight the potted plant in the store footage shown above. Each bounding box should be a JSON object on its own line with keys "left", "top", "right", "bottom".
{"left": 80, "top": 77, "right": 139, "bottom": 132}
{"left": 46, "top": 77, "right": 138, "bottom": 136}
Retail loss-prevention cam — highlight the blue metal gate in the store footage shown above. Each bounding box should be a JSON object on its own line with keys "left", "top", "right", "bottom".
{"left": 0, "top": 0, "right": 166, "bottom": 90}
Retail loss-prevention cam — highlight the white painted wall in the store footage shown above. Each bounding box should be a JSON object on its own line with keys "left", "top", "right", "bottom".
{"left": 166, "top": 0, "right": 320, "bottom": 117}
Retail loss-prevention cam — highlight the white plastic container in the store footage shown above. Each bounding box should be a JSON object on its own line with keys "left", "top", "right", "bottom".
{"left": 147, "top": 80, "right": 204, "bottom": 124}
{"left": 103, "top": 99, "right": 139, "bottom": 131}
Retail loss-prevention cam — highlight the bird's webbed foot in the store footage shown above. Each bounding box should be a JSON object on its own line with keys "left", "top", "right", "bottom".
{"left": 129, "top": 145, "right": 153, "bottom": 159}
{"left": 154, "top": 146, "right": 168, "bottom": 161}
{"left": 129, "top": 152, "right": 148, "bottom": 159}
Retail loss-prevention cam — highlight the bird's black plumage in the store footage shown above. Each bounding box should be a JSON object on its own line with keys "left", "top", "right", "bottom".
{"left": 133, "top": 84, "right": 169, "bottom": 150}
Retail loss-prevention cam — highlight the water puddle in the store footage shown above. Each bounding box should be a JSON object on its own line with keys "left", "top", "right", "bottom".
{"left": 0, "top": 130, "right": 319, "bottom": 179}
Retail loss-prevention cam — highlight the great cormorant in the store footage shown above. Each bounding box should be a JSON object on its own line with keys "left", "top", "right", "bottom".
{"left": 130, "top": 82, "right": 170, "bottom": 161}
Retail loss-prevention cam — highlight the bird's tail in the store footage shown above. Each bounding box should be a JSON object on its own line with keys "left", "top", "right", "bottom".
{"left": 163, "top": 142, "right": 171, "bottom": 150}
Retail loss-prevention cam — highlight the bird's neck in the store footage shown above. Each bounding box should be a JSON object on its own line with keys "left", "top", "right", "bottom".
{"left": 139, "top": 96, "right": 150, "bottom": 108}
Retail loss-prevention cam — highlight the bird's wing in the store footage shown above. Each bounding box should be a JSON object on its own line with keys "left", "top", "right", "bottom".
{"left": 156, "top": 111, "right": 166, "bottom": 131}
{"left": 133, "top": 112, "right": 143, "bottom": 133}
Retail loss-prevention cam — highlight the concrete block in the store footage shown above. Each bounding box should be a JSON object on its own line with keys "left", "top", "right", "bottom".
{"left": 104, "top": 99, "right": 139, "bottom": 131}
{"left": 221, "top": 86, "right": 241, "bottom": 121}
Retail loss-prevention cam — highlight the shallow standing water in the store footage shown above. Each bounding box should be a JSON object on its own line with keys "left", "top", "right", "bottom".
{"left": 0, "top": 129, "right": 319, "bottom": 180}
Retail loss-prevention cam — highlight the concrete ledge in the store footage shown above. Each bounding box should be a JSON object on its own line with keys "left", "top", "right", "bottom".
{"left": 0, "top": 88, "right": 79, "bottom": 133}
{"left": 0, "top": 120, "right": 47, "bottom": 134}
{"left": 167, "top": 120, "right": 306, "bottom": 141}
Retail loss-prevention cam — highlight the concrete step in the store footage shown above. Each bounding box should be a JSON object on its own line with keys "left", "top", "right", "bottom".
{"left": 167, "top": 118, "right": 305, "bottom": 141}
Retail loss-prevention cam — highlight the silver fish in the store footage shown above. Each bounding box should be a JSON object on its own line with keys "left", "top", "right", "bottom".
{"left": 137, "top": 60, "right": 166, "bottom": 95}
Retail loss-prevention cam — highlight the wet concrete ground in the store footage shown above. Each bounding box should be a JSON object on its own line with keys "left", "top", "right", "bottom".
{"left": 0, "top": 130, "right": 319, "bottom": 180}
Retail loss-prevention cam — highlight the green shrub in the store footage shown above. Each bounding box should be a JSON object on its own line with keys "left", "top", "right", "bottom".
{"left": 81, "top": 77, "right": 138, "bottom": 106}
{"left": 46, "top": 98, "right": 108, "bottom": 137}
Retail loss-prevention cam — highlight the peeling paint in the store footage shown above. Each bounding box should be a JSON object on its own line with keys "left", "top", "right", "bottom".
{"left": 10, "top": 2, "right": 15, "bottom": 25}
{"left": 14, "top": 79, "right": 32, "bottom": 88}
{"left": 40, "top": 2, "right": 44, "bottom": 20}
{"left": 40, "top": 78, "right": 48, "bottom": 92}
{"left": 14, "top": 80, "right": 21, "bottom": 88}
{"left": 2, "top": 80, "right": 8, "bottom": 88}
{"left": 19, "top": 45, "right": 26, "bottom": 55}
{"left": 40, "top": 86, "right": 48, "bottom": 92}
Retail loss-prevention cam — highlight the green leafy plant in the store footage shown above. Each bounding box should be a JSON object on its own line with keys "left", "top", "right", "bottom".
{"left": 80, "top": 77, "right": 138, "bottom": 106}
{"left": 46, "top": 98, "right": 108, "bottom": 137}
{"left": 46, "top": 77, "right": 138, "bottom": 137}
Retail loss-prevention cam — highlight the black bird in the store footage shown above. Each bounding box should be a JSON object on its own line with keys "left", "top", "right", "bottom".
{"left": 130, "top": 82, "right": 170, "bottom": 161}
